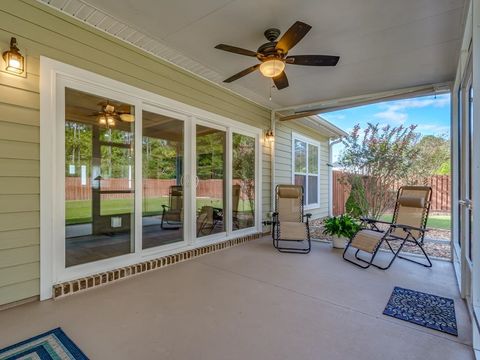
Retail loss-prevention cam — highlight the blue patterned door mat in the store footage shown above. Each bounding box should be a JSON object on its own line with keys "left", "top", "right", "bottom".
{"left": 0, "top": 327, "right": 89, "bottom": 359}
{"left": 383, "top": 286, "right": 458, "bottom": 336}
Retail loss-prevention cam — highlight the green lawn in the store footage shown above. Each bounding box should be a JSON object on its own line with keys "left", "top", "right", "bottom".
{"left": 66, "top": 197, "right": 253, "bottom": 225}
{"left": 380, "top": 214, "right": 451, "bottom": 230}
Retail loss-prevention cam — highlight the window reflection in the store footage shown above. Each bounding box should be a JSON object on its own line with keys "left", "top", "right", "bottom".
{"left": 196, "top": 125, "right": 226, "bottom": 237}
{"left": 65, "top": 88, "right": 135, "bottom": 267}
{"left": 232, "top": 133, "right": 255, "bottom": 230}
{"left": 142, "top": 111, "right": 184, "bottom": 249}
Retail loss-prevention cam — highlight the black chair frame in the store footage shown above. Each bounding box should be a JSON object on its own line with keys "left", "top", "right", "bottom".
{"left": 272, "top": 185, "right": 312, "bottom": 254}
{"left": 343, "top": 186, "right": 433, "bottom": 270}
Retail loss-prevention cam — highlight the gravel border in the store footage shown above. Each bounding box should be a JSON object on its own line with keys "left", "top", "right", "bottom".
{"left": 309, "top": 218, "right": 452, "bottom": 261}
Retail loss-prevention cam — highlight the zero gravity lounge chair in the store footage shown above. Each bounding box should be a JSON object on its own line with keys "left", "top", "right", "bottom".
{"left": 161, "top": 185, "right": 183, "bottom": 229}
{"left": 343, "top": 186, "right": 433, "bottom": 270}
{"left": 272, "top": 185, "right": 311, "bottom": 254}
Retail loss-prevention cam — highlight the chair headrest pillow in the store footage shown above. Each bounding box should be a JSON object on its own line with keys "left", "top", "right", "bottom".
{"left": 398, "top": 196, "right": 425, "bottom": 208}
{"left": 278, "top": 187, "right": 301, "bottom": 199}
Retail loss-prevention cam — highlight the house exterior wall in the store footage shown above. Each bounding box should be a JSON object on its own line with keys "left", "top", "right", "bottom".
{"left": 274, "top": 121, "right": 330, "bottom": 220}
{"left": 0, "top": 0, "right": 273, "bottom": 306}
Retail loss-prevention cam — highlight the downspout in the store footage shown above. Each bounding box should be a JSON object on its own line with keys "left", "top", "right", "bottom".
{"left": 270, "top": 110, "right": 276, "bottom": 216}
{"left": 328, "top": 138, "right": 342, "bottom": 217}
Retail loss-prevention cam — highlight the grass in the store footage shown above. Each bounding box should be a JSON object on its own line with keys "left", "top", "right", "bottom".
{"left": 66, "top": 197, "right": 253, "bottom": 225}
{"left": 380, "top": 214, "right": 451, "bottom": 230}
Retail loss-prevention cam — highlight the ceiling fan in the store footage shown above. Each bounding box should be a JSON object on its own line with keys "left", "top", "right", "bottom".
{"left": 215, "top": 21, "right": 340, "bottom": 90}
{"left": 90, "top": 101, "right": 134, "bottom": 128}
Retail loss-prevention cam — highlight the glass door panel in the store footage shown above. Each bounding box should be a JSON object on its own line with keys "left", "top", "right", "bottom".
{"left": 196, "top": 125, "right": 226, "bottom": 237}
{"left": 142, "top": 110, "right": 184, "bottom": 249}
{"left": 467, "top": 86, "right": 473, "bottom": 261}
{"left": 65, "top": 87, "right": 135, "bottom": 267}
{"left": 459, "top": 82, "right": 474, "bottom": 263}
{"left": 232, "top": 133, "right": 256, "bottom": 230}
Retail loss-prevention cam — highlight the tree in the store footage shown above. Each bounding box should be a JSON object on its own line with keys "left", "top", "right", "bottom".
{"left": 232, "top": 133, "right": 256, "bottom": 215}
{"left": 338, "top": 123, "right": 420, "bottom": 219}
{"left": 410, "top": 135, "right": 450, "bottom": 179}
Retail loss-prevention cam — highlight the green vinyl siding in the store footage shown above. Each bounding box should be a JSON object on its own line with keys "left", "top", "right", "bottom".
{"left": 0, "top": 0, "right": 271, "bottom": 306}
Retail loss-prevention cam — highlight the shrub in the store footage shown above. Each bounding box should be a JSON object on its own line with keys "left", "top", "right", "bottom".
{"left": 345, "top": 176, "right": 368, "bottom": 218}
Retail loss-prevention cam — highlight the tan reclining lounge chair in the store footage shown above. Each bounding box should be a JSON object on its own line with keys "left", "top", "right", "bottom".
{"left": 343, "top": 186, "right": 432, "bottom": 269}
{"left": 272, "top": 184, "right": 311, "bottom": 254}
{"left": 161, "top": 185, "right": 183, "bottom": 229}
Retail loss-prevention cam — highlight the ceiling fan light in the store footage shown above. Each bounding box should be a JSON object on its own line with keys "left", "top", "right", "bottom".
{"left": 119, "top": 113, "right": 135, "bottom": 122}
{"left": 104, "top": 104, "right": 115, "bottom": 113}
{"left": 259, "top": 59, "right": 285, "bottom": 78}
{"left": 98, "top": 115, "right": 107, "bottom": 126}
{"left": 107, "top": 115, "right": 115, "bottom": 126}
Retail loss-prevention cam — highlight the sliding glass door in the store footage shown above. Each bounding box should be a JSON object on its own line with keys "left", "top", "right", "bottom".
{"left": 142, "top": 110, "right": 185, "bottom": 249}
{"left": 232, "top": 132, "right": 256, "bottom": 231}
{"left": 42, "top": 59, "right": 263, "bottom": 299}
{"left": 64, "top": 87, "right": 135, "bottom": 267}
{"left": 57, "top": 76, "right": 260, "bottom": 276}
{"left": 196, "top": 124, "right": 226, "bottom": 238}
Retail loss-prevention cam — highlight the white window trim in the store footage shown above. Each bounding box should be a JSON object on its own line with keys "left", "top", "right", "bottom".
{"left": 291, "top": 132, "right": 320, "bottom": 210}
{"left": 40, "top": 57, "right": 262, "bottom": 300}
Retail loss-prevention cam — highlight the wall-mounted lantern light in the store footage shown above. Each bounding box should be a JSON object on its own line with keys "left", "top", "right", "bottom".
{"left": 265, "top": 129, "right": 274, "bottom": 143}
{"left": 2, "top": 38, "right": 25, "bottom": 75}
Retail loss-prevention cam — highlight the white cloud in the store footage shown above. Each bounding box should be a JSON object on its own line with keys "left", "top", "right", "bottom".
{"left": 416, "top": 124, "right": 450, "bottom": 134}
{"left": 374, "top": 109, "right": 408, "bottom": 123}
{"left": 373, "top": 95, "right": 450, "bottom": 124}
{"left": 393, "top": 95, "right": 450, "bottom": 110}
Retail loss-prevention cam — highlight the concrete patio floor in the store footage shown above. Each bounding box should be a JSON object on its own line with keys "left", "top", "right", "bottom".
{"left": 0, "top": 237, "right": 473, "bottom": 359}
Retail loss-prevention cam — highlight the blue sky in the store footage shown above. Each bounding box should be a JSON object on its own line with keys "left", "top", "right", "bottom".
{"left": 321, "top": 93, "right": 451, "bottom": 162}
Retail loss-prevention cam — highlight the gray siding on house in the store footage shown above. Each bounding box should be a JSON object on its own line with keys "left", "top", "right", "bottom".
{"left": 274, "top": 121, "right": 330, "bottom": 220}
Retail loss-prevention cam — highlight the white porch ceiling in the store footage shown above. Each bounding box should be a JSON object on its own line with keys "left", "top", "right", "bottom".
{"left": 40, "top": 0, "right": 467, "bottom": 109}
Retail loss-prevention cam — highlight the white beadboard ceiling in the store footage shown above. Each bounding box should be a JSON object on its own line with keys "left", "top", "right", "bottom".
{"left": 38, "top": 0, "right": 467, "bottom": 110}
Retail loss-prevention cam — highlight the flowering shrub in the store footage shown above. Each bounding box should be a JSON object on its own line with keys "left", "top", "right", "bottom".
{"left": 338, "top": 123, "right": 420, "bottom": 219}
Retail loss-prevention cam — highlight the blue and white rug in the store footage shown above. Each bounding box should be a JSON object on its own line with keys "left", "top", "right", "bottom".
{"left": 383, "top": 286, "right": 458, "bottom": 336}
{"left": 0, "top": 328, "right": 88, "bottom": 359}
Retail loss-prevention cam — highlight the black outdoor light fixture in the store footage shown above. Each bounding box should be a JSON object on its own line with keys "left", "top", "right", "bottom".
{"left": 2, "top": 37, "right": 25, "bottom": 75}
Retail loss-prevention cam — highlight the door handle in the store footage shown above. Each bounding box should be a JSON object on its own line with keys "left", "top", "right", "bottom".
{"left": 459, "top": 199, "right": 472, "bottom": 210}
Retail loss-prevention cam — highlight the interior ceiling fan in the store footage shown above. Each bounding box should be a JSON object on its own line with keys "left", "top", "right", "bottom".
{"left": 90, "top": 101, "right": 134, "bottom": 128}
{"left": 215, "top": 21, "right": 340, "bottom": 90}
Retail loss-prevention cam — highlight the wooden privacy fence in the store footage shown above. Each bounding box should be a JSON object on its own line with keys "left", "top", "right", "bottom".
{"left": 332, "top": 171, "right": 451, "bottom": 215}
{"left": 65, "top": 177, "right": 250, "bottom": 200}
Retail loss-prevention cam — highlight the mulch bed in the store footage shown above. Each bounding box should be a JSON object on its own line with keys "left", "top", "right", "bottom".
{"left": 309, "top": 218, "right": 452, "bottom": 260}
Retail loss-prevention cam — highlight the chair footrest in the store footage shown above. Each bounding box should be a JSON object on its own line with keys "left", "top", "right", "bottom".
{"left": 351, "top": 229, "right": 384, "bottom": 253}
{"left": 278, "top": 222, "right": 307, "bottom": 240}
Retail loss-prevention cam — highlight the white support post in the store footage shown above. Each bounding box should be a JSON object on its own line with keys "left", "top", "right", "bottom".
{"left": 470, "top": 0, "right": 480, "bottom": 354}
{"left": 270, "top": 110, "right": 276, "bottom": 216}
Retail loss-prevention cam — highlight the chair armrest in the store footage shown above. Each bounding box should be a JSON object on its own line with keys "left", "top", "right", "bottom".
{"left": 303, "top": 213, "right": 312, "bottom": 219}
{"left": 360, "top": 217, "right": 392, "bottom": 225}
{"left": 391, "top": 223, "right": 429, "bottom": 232}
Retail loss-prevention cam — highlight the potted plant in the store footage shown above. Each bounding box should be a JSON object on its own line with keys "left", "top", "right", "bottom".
{"left": 322, "top": 214, "right": 360, "bottom": 249}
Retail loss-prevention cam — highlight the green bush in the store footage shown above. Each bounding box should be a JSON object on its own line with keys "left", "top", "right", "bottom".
{"left": 345, "top": 177, "right": 367, "bottom": 218}
{"left": 322, "top": 215, "right": 360, "bottom": 239}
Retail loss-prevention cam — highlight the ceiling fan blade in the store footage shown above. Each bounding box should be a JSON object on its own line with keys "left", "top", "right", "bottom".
{"left": 215, "top": 44, "right": 258, "bottom": 57}
{"left": 273, "top": 71, "right": 289, "bottom": 90}
{"left": 286, "top": 55, "right": 340, "bottom": 66}
{"left": 223, "top": 64, "right": 260, "bottom": 83}
{"left": 275, "top": 21, "right": 312, "bottom": 53}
